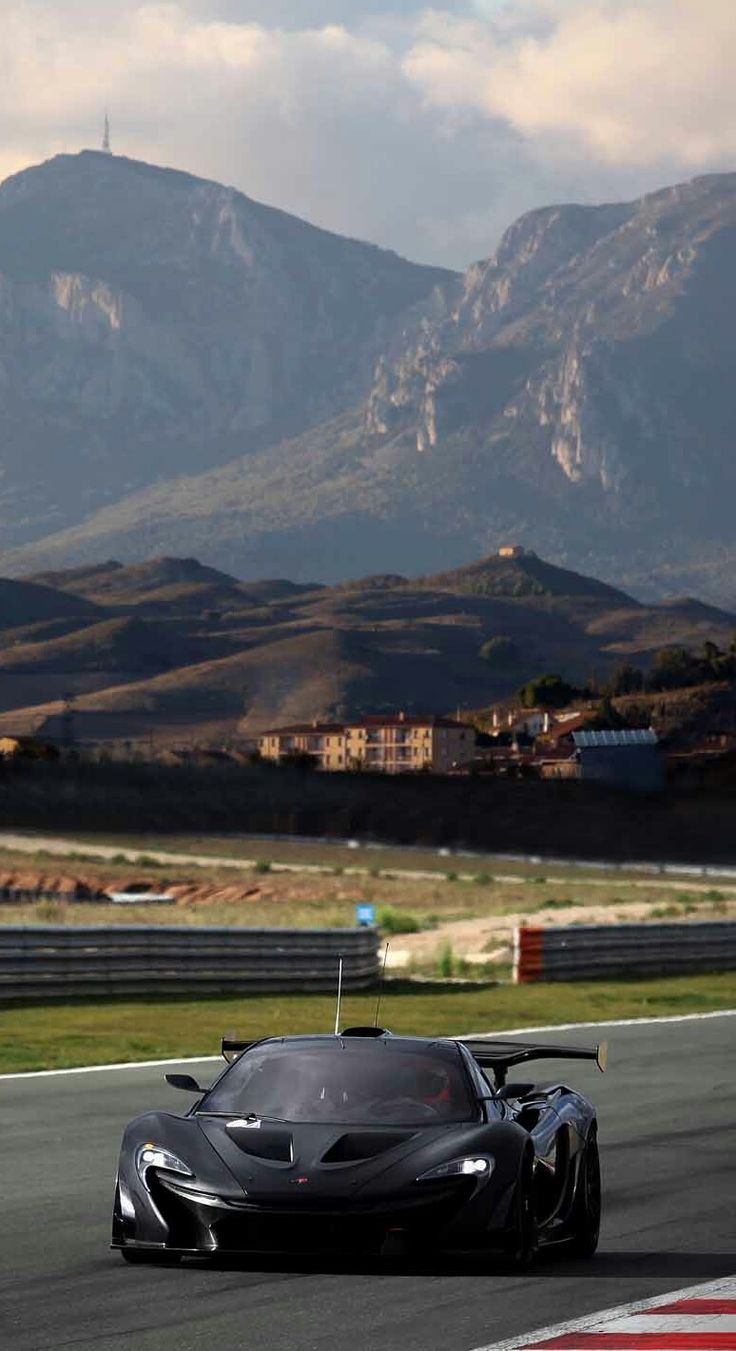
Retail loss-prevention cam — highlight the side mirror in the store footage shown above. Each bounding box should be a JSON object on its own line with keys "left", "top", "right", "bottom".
{"left": 165, "top": 1073, "right": 204, "bottom": 1093}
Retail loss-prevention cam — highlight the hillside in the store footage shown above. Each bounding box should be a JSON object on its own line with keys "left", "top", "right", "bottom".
{"left": 0, "top": 550, "right": 734, "bottom": 745}
{"left": 0, "top": 151, "right": 451, "bottom": 551}
{"left": 420, "top": 553, "right": 632, "bottom": 603}
{"left": 0, "top": 615, "right": 208, "bottom": 676}
{"left": 0, "top": 577, "right": 99, "bottom": 629}
{"left": 1, "top": 165, "right": 735, "bottom": 602}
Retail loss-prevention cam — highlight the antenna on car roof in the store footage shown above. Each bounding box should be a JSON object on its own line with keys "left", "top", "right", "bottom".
{"left": 333, "top": 955, "right": 344, "bottom": 1035}
{"left": 373, "top": 942, "right": 390, "bottom": 1027}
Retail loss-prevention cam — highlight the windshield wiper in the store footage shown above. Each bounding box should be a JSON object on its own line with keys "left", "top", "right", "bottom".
{"left": 196, "top": 1110, "right": 289, "bottom": 1123}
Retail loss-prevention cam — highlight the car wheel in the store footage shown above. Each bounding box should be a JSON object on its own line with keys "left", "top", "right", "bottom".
{"left": 506, "top": 1151, "right": 538, "bottom": 1269}
{"left": 569, "top": 1126, "right": 601, "bottom": 1258}
{"left": 121, "top": 1248, "right": 182, "bottom": 1265}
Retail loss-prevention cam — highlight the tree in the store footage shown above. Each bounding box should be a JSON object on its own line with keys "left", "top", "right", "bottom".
{"left": 517, "top": 673, "right": 576, "bottom": 709}
{"left": 646, "top": 647, "right": 701, "bottom": 692}
{"left": 585, "top": 696, "right": 625, "bottom": 730}
{"left": 605, "top": 662, "right": 644, "bottom": 697}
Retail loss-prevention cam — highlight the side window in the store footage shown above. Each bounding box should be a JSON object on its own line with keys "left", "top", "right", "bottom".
{"left": 461, "top": 1049, "right": 494, "bottom": 1102}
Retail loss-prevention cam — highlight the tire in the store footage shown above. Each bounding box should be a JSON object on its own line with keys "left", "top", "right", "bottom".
{"left": 121, "top": 1248, "right": 182, "bottom": 1265}
{"left": 569, "top": 1127, "right": 601, "bottom": 1258}
{"left": 506, "top": 1151, "right": 538, "bottom": 1269}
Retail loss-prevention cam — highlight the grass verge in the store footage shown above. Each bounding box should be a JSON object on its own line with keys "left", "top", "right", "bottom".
{"left": 1, "top": 973, "right": 733, "bottom": 1074}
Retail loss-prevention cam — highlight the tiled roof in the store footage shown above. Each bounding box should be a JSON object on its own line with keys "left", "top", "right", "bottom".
{"left": 260, "top": 714, "right": 470, "bottom": 736}
{"left": 259, "top": 722, "right": 345, "bottom": 736}
{"left": 539, "top": 714, "right": 588, "bottom": 742}
{"left": 345, "top": 714, "right": 468, "bottom": 730}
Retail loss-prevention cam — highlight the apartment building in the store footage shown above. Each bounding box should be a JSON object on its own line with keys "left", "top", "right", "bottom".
{"left": 258, "top": 722, "right": 347, "bottom": 771}
{"left": 258, "top": 713, "right": 473, "bottom": 774}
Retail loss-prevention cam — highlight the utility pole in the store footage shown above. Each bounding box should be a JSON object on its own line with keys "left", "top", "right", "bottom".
{"left": 102, "top": 112, "right": 112, "bottom": 154}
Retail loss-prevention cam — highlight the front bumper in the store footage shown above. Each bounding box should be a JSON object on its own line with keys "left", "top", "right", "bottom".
{"left": 114, "top": 1172, "right": 515, "bottom": 1257}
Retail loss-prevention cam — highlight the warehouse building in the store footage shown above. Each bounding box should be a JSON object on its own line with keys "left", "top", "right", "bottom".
{"left": 572, "top": 728, "right": 664, "bottom": 792}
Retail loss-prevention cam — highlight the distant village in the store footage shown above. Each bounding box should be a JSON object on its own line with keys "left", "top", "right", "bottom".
{"left": 256, "top": 710, "right": 664, "bottom": 791}
{"left": 2, "top": 543, "right": 736, "bottom": 794}
{"left": 4, "top": 696, "right": 734, "bottom": 794}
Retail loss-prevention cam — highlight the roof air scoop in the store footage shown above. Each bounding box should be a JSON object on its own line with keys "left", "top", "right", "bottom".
{"left": 340, "top": 1026, "right": 391, "bottom": 1038}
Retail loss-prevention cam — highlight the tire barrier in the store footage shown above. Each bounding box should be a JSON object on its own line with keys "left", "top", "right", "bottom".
{"left": 514, "top": 920, "right": 736, "bottom": 983}
{"left": 0, "top": 925, "right": 380, "bottom": 1001}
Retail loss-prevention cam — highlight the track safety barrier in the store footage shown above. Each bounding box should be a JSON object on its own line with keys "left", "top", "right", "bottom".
{"left": 0, "top": 925, "right": 380, "bottom": 1001}
{"left": 514, "top": 919, "right": 736, "bottom": 982}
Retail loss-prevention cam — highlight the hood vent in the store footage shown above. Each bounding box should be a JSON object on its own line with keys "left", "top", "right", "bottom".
{"left": 226, "top": 1123, "right": 293, "bottom": 1163}
{"left": 322, "top": 1131, "right": 414, "bottom": 1164}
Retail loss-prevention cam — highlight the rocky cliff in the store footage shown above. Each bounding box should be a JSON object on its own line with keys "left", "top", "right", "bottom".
{"left": 1, "top": 160, "right": 735, "bottom": 603}
{"left": 0, "top": 151, "right": 452, "bottom": 546}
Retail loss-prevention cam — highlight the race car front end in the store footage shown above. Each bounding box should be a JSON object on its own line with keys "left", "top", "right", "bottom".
{"left": 112, "top": 1112, "right": 525, "bottom": 1260}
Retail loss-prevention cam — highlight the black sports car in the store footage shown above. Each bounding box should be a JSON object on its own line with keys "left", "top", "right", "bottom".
{"left": 112, "top": 1027, "right": 605, "bottom": 1265}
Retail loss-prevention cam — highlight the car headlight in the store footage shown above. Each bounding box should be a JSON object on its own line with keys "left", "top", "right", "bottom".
{"left": 135, "top": 1142, "right": 193, "bottom": 1189}
{"left": 417, "top": 1155, "right": 495, "bottom": 1182}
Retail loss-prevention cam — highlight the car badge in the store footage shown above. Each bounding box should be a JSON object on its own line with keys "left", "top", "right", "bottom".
{"left": 291, "top": 1175, "right": 309, "bottom": 1185}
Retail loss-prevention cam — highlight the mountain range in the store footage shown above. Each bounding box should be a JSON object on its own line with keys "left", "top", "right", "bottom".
{"left": 0, "top": 551, "right": 733, "bottom": 745}
{"left": 0, "top": 153, "right": 735, "bottom": 603}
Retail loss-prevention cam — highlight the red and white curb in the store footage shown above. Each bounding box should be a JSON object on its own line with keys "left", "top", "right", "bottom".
{"left": 476, "top": 1277, "right": 736, "bottom": 1350}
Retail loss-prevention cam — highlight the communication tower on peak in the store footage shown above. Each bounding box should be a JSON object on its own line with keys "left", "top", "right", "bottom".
{"left": 102, "top": 112, "right": 112, "bottom": 154}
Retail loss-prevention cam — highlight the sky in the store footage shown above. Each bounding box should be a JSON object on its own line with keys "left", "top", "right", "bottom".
{"left": 2, "top": 0, "right": 735, "bottom": 267}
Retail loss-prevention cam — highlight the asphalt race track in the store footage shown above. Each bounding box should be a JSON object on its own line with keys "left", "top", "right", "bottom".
{"left": 2, "top": 1014, "right": 734, "bottom": 1351}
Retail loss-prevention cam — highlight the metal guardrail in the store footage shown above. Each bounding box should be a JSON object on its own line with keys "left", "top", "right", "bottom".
{"left": 0, "top": 925, "right": 380, "bottom": 1001}
{"left": 514, "top": 920, "right": 736, "bottom": 983}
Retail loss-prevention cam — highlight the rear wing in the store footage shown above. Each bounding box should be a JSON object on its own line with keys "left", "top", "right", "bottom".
{"left": 458, "top": 1038, "right": 608, "bottom": 1088}
{"left": 220, "top": 1033, "right": 608, "bottom": 1083}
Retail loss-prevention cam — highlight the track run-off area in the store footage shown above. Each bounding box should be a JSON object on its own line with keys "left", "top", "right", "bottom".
{"left": 1, "top": 1012, "right": 734, "bottom": 1351}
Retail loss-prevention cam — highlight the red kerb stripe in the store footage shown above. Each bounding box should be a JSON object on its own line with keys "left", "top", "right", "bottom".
{"left": 525, "top": 1335, "right": 736, "bottom": 1349}
{"left": 645, "top": 1301, "right": 736, "bottom": 1315}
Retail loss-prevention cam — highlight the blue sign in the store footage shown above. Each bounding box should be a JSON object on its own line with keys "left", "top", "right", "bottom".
{"left": 356, "top": 903, "right": 376, "bottom": 927}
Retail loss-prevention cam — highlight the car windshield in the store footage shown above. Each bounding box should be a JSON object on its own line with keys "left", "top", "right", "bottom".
{"left": 201, "top": 1041, "right": 474, "bottom": 1125}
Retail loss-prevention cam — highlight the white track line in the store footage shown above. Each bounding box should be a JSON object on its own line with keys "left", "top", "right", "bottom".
{"left": 1, "top": 1008, "right": 733, "bottom": 1081}
{"left": 472, "top": 1276, "right": 736, "bottom": 1351}
{"left": 463, "top": 1008, "right": 736, "bottom": 1039}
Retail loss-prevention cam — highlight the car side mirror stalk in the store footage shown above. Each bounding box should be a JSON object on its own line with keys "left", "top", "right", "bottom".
{"left": 165, "top": 1073, "right": 205, "bottom": 1093}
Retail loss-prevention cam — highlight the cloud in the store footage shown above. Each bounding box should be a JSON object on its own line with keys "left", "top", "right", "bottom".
{"left": 0, "top": 2, "right": 734, "bottom": 269}
{"left": 405, "top": 0, "right": 736, "bottom": 166}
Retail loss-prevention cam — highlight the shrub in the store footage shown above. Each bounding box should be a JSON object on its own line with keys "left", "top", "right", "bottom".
{"left": 436, "top": 941, "right": 455, "bottom": 978}
{"left": 376, "top": 906, "right": 420, "bottom": 935}
{"left": 253, "top": 859, "right": 271, "bottom": 874}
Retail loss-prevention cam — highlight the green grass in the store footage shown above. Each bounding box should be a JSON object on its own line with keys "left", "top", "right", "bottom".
{"left": 1, "top": 973, "right": 733, "bottom": 1074}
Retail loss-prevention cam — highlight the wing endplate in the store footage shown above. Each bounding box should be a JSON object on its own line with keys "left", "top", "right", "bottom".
{"left": 459, "top": 1038, "right": 608, "bottom": 1087}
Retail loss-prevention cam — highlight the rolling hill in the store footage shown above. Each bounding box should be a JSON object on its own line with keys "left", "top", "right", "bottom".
{"left": 0, "top": 550, "right": 733, "bottom": 745}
